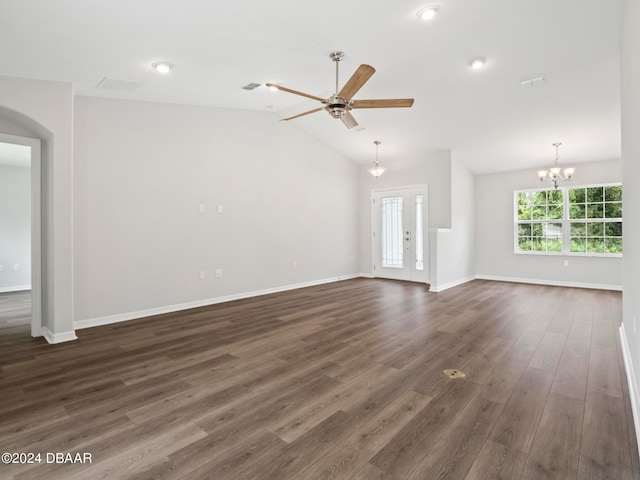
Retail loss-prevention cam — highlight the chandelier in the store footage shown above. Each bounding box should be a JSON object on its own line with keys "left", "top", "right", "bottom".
{"left": 368, "top": 140, "right": 387, "bottom": 178}
{"left": 537, "top": 142, "right": 575, "bottom": 189}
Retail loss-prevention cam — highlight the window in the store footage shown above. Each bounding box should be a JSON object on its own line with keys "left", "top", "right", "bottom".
{"left": 568, "top": 185, "right": 622, "bottom": 254}
{"left": 514, "top": 183, "right": 622, "bottom": 256}
{"left": 415, "top": 195, "right": 424, "bottom": 270}
{"left": 381, "top": 196, "right": 404, "bottom": 268}
{"left": 516, "top": 190, "right": 563, "bottom": 253}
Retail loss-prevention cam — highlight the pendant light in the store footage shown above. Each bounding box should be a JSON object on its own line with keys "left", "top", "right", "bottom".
{"left": 368, "top": 140, "right": 387, "bottom": 178}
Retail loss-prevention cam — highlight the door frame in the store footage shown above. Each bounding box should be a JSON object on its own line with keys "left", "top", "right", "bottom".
{"left": 0, "top": 133, "right": 42, "bottom": 337}
{"left": 371, "top": 184, "right": 429, "bottom": 284}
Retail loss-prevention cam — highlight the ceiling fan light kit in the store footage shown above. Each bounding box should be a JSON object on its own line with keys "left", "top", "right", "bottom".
{"left": 266, "top": 51, "right": 414, "bottom": 130}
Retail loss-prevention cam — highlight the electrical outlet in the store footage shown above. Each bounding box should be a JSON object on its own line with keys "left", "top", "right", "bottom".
{"left": 563, "top": 260, "right": 569, "bottom": 267}
{"left": 199, "top": 204, "right": 205, "bottom": 213}
{"left": 215, "top": 269, "right": 223, "bottom": 278}
{"left": 199, "top": 271, "right": 205, "bottom": 280}
{"left": 217, "top": 205, "right": 223, "bottom": 214}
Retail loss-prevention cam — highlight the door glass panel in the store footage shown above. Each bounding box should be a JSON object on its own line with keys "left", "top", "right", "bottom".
{"left": 415, "top": 195, "right": 424, "bottom": 270}
{"left": 381, "top": 196, "right": 403, "bottom": 268}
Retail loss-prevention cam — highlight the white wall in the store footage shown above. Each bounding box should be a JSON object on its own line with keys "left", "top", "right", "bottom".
{"left": 430, "top": 155, "right": 475, "bottom": 291}
{"left": 0, "top": 76, "right": 75, "bottom": 342}
{"left": 73, "top": 96, "right": 359, "bottom": 324}
{"left": 358, "top": 149, "right": 452, "bottom": 275}
{"left": 0, "top": 165, "right": 31, "bottom": 291}
{"left": 475, "top": 158, "right": 623, "bottom": 289}
{"left": 621, "top": 0, "right": 640, "bottom": 454}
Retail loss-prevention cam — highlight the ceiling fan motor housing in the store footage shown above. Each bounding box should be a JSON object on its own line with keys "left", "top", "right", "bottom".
{"left": 325, "top": 95, "right": 352, "bottom": 118}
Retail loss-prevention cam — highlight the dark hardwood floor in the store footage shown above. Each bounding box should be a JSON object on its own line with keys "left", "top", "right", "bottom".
{"left": 0, "top": 279, "right": 638, "bottom": 479}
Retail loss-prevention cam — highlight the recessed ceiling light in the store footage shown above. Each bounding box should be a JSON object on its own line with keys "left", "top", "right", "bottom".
{"left": 152, "top": 61, "right": 173, "bottom": 74}
{"left": 468, "top": 57, "right": 486, "bottom": 70}
{"left": 416, "top": 5, "right": 441, "bottom": 21}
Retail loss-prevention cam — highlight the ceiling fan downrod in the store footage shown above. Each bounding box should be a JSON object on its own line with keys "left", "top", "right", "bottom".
{"left": 330, "top": 51, "right": 344, "bottom": 95}
{"left": 328, "top": 51, "right": 348, "bottom": 118}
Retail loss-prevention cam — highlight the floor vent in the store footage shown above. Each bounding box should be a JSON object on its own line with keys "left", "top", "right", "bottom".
{"left": 443, "top": 369, "right": 466, "bottom": 379}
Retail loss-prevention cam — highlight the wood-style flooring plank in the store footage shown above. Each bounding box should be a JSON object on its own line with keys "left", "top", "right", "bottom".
{"left": 550, "top": 311, "right": 593, "bottom": 400}
{"left": 521, "top": 392, "right": 584, "bottom": 480}
{"left": 296, "top": 389, "right": 432, "bottom": 479}
{"left": 488, "top": 367, "right": 554, "bottom": 454}
{"left": 0, "top": 281, "right": 636, "bottom": 480}
{"left": 465, "top": 439, "right": 528, "bottom": 480}
{"left": 405, "top": 395, "right": 504, "bottom": 480}
{"left": 369, "top": 378, "right": 479, "bottom": 479}
{"left": 578, "top": 390, "right": 635, "bottom": 479}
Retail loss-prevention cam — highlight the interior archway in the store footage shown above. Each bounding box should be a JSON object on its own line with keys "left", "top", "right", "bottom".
{"left": 0, "top": 107, "right": 50, "bottom": 338}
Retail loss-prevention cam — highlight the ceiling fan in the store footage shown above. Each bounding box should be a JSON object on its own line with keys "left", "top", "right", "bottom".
{"left": 266, "top": 51, "right": 414, "bottom": 129}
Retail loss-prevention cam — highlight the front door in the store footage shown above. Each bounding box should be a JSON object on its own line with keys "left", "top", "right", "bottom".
{"left": 372, "top": 186, "right": 428, "bottom": 283}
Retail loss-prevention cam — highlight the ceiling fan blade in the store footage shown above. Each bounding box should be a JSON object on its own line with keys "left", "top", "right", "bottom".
{"left": 338, "top": 64, "right": 375, "bottom": 99}
{"left": 341, "top": 111, "right": 359, "bottom": 129}
{"left": 352, "top": 99, "right": 415, "bottom": 108}
{"left": 266, "top": 83, "right": 325, "bottom": 102}
{"left": 280, "top": 107, "right": 323, "bottom": 121}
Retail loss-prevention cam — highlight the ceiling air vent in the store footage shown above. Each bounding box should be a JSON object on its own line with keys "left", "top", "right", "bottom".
{"left": 95, "top": 77, "right": 143, "bottom": 92}
{"left": 520, "top": 76, "right": 545, "bottom": 88}
{"left": 242, "top": 82, "right": 262, "bottom": 90}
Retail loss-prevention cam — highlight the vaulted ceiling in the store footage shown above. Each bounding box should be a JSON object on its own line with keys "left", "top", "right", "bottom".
{"left": 0, "top": 0, "right": 622, "bottom": 174}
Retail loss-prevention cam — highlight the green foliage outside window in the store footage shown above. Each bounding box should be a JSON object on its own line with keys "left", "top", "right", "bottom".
{"left": 515, "top": 184, "right": 622, "bottom": 256}
{"left": 516, "top": 190, "right": 563, "bottom": 252}
{"left": 568, "top": 185, "right": 622, "bottom": 254}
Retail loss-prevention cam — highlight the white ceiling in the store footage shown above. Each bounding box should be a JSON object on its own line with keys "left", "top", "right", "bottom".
{"left": 0, "top": 0, "right": 622, "bottom": 174}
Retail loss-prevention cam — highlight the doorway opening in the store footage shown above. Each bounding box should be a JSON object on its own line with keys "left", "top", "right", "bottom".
{"left": 0, "top": 134, "right": 42, "bottom": 337}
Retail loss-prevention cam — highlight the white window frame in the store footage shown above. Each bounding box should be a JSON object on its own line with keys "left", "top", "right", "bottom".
{"left": 514, "top": 182, "right": 622, "bottom": 258}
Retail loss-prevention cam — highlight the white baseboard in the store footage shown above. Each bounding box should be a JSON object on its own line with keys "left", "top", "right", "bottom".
{"left": 619, "top": 323, "right": 640, "bottom": 460}
{"left": 359, "top": 273, "right": 375, "bottom": 279}
{"left": 74, "top": 274, "right": 362, "bottom": 330}
{"left": 0, "top": 285, "right": 31, "bottom": 293}
{"left": 429, "top": 276, "right": 475, "bottom": 293}
{"left": 475, "top": 274, "right": 622, "bottom": 291}
{"left": 42, "top": 327, "right": 77, "bottom": 344}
